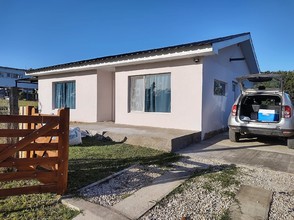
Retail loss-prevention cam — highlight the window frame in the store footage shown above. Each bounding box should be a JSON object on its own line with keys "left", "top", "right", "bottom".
{"left": 128, "top": 73, "right": 171, "bottom": 113}
{"left": 53, "top": 80, "right": 76, "bottom": 109}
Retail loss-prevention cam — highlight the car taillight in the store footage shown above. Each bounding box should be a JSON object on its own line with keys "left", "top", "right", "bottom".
{"left": 232, "top": 105, "right": 238, "bottom": 116}
{"left": 283, "top": 106, "right": 292, "bottom": 118}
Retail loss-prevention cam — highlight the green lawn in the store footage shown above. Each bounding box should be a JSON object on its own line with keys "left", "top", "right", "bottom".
{"left": 0, "top": 99, "right": 38, "bottom": 107}
{"left": 0, "top": 137, "right": 180, "bottom": 219}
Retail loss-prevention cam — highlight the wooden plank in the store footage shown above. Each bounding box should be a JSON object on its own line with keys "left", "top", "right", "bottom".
{"left": 0, "top": 129, "right": 59, "bottom": 137}
{"left": 0, "top": 184, "right": 57, "bottom": 197}
{"left": 0, "top": 115, "right": 59, "bottom": 123}
{"left": 57, "top": 108, "right": 70, "bottom": 195}
{"left": 0, "top": 170, "right": 58, "bottom": 182}
{"left": 24, "top": 143, "right": 59, "bottom": 151}
{"left": 0, "top": 157, "right": 58, "bottom": 167}
{"left": 0, "top": 143, "right": 59, "bottom": 151}
{"left": 0, "top": 118, "right": 59, "bottom": 163}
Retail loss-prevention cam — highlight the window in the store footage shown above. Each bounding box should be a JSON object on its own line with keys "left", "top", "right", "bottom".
{"left": 129, "top": 73, "right": 171, "bottom": 112}
{"left": 214, "top": 80, "right": 226, "bottom": 96}
{"left": 232, "top": 81, "right": 237, "bottom": 92}
{"left": 54, "top": 81, "right": 76, "bottom": 109}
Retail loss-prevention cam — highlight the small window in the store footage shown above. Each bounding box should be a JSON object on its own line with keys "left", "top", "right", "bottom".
{"left": 54, "top": 81, "right": 76, "bottom": 109}
{"left": 232, "top": 81, "right": 237, "bottom": 92}
{"left": 214, "top": 80, "right": 226, "bottom": 96}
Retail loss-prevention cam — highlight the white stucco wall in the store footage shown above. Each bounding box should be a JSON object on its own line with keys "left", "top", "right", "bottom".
{"left": 115, "top": 58, "right": 203, "bottom": 131}
{"left": 38, "top": 70, "right": 98, "bottom": 122}
{"left": 202, "top": 44, "right": 250, "bottom": 138}
{"left": 97, "top": 70, "right": 114, "bottom": 121}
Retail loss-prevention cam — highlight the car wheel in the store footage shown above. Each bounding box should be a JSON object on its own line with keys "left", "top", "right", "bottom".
{"left": 229, "top": 129, "right": 240, "bottom": 142}
{"left": 287, "top": 138, "right": 294, "bottom": 149}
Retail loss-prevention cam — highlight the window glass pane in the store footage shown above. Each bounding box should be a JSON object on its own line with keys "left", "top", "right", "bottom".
{"left": 214, "top": 80, "right": 226, "bottom": 96}
{"left": 129, "top": 73, "right": 171, "bottom": 113}
{"left": 55, "top": 82, "right": 65, "bottom": 108}
{"left": 145, "top": 74, "right": 171, "bottom": 112}
{"left": 130, "top": 76, "right": 144, "bottom": 111}
{"left": 54, "top": 81, "right": 76, "bottom": 109}
{"left": 65, "top": 81, "right": 76, "bottom": 109}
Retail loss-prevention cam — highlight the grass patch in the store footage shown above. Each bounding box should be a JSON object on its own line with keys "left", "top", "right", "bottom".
{"left": 19, "top": 100, "right": 38, "bottom": 107}
{"left": 0, "top": 136, "right": 180, "bottom": 219}
{"left": 0, "top": 99, "right": 38, "bottom": 107}
{"left": 68, "top": 136, "right": 180, "bottom": 192}
{"left": 203, "top": 181, "right": 214, "bottom": 192}
{"left": 205, "top": 165, "right": 240, "bottom": 188}
{"left": 165, "top": 164, "right": 240, "bottom": 206}
{"left": 0, "top": 193, "right": 79, "bottom": 220}
{"left": 219, "top": 209, "right": 231, "bottom": 220}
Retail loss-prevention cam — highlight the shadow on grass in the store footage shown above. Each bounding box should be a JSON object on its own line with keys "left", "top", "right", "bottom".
{"left": 70, "top": 135, "right": 127, "bottom": 147}
{"left": 68, "top": 137, "right": 180, "bottom": 193}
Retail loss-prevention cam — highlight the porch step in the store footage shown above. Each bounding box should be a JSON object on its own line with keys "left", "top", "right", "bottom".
{"left": 71, "top": 122, "right": 201, "bottom": 152}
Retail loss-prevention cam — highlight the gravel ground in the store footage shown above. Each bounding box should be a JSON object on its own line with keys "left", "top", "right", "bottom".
{"left": 80, "top": 165, "right": 166, "bottom": 206}
{"left": 141, "top": 156, "right": 294, "bottom": 220}
{"left": 79, "top": 156, "right": 294, "bottom": 220}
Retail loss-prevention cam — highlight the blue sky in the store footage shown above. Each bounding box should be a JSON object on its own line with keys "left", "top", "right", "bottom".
{"left": 0, "top": 0, "right": 293, "bottom": 71}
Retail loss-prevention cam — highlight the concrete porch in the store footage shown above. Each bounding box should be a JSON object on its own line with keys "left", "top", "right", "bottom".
{"left": 70, "top": 122, "right": 201, "bottom": 152}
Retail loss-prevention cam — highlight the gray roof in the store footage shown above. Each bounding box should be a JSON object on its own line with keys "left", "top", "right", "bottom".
{"left": 27, "top": 32, "right": 250, "bottom": 74}
{"left": 0, "top": 66, "right": 26, "bottom": 71}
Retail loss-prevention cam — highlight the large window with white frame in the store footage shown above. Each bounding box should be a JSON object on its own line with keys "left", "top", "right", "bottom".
{"left": 54, "top": 81, "right": 76, "bottom": 109}
{"left": 129, "top": 73, "right": 171, "bottom": 112}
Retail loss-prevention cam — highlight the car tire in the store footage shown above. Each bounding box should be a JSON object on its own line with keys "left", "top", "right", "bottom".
{"left": 287, "top": 138, "right": 294, "bottom": 149}
{"left": 229, "top": 129, "right": 240, "bottom": 142}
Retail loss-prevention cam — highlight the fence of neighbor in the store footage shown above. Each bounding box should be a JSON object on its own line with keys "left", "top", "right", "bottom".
{"left": 0, "top": 106, "right": 70, "bottom": 197}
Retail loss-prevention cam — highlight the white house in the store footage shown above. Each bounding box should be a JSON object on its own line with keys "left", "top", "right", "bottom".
{"left": 0, "top": 66, "right": 37, "bottom": 99}
{"left": 26, "top": 32, "right": 259, "bottom": 139}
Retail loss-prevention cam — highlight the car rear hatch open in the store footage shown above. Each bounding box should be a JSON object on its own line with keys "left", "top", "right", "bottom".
{"left": 236, "top": 74, "right": 284, "bottom": 123}
{"left": 237, "top": 73, "right": 283, "bottom": 94}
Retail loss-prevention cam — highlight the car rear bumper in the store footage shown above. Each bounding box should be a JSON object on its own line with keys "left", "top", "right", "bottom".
{"left": 229, "top": 126, "right": 294, "bottom": 137}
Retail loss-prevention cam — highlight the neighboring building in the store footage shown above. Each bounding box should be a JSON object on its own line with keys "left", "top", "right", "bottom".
{"left": 26, "top": 32, "right": 259, "bottom": 139}
{"left": 0, "top": 66, "right": 37, "bottom": 99}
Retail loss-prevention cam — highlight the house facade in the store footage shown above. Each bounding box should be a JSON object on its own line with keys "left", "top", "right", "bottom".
{"left": 27, "top": 33, "right": 259, "bottom": 139}
{"left": 0, "top": 66, "right": 38, "bottom": 99}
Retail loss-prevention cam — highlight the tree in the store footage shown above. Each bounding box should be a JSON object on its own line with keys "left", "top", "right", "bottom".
{"left": 262, "top": 71, "right": 294, "bottom": 99}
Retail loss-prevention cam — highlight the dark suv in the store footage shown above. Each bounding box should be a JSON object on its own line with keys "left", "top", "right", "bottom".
{"left": 228, "top": 74, "right": 294, "bottom": 148}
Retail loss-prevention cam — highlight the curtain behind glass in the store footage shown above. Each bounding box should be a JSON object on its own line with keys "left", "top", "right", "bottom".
{"left": 145, "top": 74, "right": 171, "bottom": 112}
{"left": 65, "top": 82, "right": 76, "bottom": 109}
{"left": 54, "top": 81, "right": 76, "bottom": 109}
{"left": 55, "top": 83, "right": 64, "bottom": 108}
{"left": 130, "top": 76, "right": 144, "bottom": 111}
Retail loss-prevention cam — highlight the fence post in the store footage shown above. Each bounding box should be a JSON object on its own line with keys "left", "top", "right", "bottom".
{"left": 57, "top": 108, "right": 70, "bottom": 194}
{"left": 8, "top": 87, "right": 19, "bottom": 151}
{"left": 9, "top": 87, "right": 19, "bottom": 115}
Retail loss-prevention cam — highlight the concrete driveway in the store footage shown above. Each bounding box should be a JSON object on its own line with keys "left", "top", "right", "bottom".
{"left": 178, "top": 132, "right": 294, "bottom": 174}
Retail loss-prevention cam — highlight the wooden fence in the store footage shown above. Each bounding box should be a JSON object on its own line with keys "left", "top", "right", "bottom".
{"left": 0, "top": 107, "right": 69, "bottom": 196}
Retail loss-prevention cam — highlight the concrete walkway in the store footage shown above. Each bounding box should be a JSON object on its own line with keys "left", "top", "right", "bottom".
{"left": 62, "top": 169, "right": 193, "bottom": 220}
{"left": 230, "top": 185, "right": 273, "bottom": 220}
{"left": 112, "top": 170, "right": 191, "bottom": 219}
{"left": 178, "top": 132, "right": 294, "bottom": 174}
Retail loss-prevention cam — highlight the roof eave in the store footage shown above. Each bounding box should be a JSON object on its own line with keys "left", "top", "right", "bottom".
{"left": 212, "top": 33, "right": 260, "bottom": 74}
{"left": 212, "top": 34, "right": 251, "bottom": 54}
{"left": 26, "top": 46, "right": 214, "bottom": 76}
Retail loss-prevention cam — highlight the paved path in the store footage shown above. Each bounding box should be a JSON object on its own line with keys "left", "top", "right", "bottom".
{"left": 63, "top": 169, "right": 193, "bottom": 220}
{"left": 178, "top": 133, "right": 294, "bottom": 174}
{"left": 230, "top": 185, "right": 273, "bottom": 220}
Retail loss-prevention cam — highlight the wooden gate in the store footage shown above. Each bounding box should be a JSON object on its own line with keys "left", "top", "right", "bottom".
{"left": 0, "top": 107, "right": 69, "bottom": 197}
